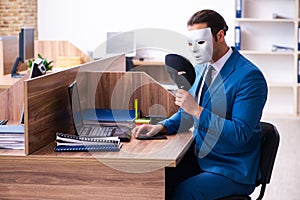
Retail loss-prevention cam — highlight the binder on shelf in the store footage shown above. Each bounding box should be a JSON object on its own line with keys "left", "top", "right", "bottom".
{"left": 272, "top": 13, "right": 290, "bottom": 19}
{"left": 271, "top": 44, "right": 294, "bottom": 52}
{"left": 236, "top": 0, "right": 242, "bottom": 18}
{"left": 298, "top": 59, "right": 300, "bottom": 83}
{"left": 235, "top": 26, "right": 241, "bottom": 50}
{"left": 298, "top": 25, "right": 300, "bottom": 51}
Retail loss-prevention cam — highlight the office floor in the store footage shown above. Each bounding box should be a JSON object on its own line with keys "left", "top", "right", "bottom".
{"left": 250, "top": 117, "right": 300, "bottom": 200}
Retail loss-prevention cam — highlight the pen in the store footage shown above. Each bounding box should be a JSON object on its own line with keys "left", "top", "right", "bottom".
{"left": 134, "top": 98, "right": 139, "bottom": 120}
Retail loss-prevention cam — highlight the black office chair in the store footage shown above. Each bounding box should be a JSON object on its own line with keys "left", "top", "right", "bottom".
{"left": 218, "top": 121, "right": 280, "bottom": 200}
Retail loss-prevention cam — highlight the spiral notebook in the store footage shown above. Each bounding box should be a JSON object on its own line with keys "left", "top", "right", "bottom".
{"left": 54, "top": 144, "right": 121, "bottom": 152}
{"left": 54, "top": 132, "right": 122, "bottom": 152}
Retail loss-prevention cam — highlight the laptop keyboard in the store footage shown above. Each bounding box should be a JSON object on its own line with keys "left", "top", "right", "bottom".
{"left": 80, "top": 126, "right": 115, "bottom": 137}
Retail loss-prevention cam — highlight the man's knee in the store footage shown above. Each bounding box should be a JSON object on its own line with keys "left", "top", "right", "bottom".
{"left": 172, "top": 181, "right": 205, "bottom": 200}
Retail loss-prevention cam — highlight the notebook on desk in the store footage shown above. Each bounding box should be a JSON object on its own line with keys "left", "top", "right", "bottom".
{"left": 68, "top": 81, "right": 132, "bottom": 142}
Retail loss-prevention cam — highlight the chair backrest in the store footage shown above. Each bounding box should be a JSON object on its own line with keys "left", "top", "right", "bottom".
{"left": 254, "top": 122, "right": 280, "bottom": 200}
{"left": 257, "top": 122, "right": 280, "bottom": 186}
{"left": 217, "top": 122, "right": 280, "bottom": 200}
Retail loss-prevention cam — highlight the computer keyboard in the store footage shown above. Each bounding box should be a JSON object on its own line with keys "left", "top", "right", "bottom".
{"left": 91, "top": 126, "right": 115, "bottom": 137}
{"left": 0, "top": 119, "right": 8, "bottom": 125}
{"left": 79, "top": 126, "right": 115, "bottom": 137}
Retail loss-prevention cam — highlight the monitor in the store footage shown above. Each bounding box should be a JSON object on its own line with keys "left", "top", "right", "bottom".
{"left": 11, "top": 27, "right": 35, "bottom": 78}
{"left": 106, "top": 31, "right": 136, "bottom": 57}
{"left": 19, "top": 27, "right": 34, "bottom": 62}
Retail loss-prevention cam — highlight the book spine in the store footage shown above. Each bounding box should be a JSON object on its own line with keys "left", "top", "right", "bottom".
{"left": 54, "top": 144, "right": 120, "bottom": 152}
{"left": 236, "top": 0, "right": 242, "bottom": 18}
{"left": 235, "top": 26, "right": 241, "bottom": 50}
{"left": 298, "top": 59, "right": 300, "bottom": 83}
{"left": 298, "top": 25, "right": 300, "bottom": 51}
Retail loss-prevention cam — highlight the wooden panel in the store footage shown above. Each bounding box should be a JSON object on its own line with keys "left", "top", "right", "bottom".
{"left": 34, "top": 40, "right": 92, "bottom": 67}
{"left": 83, "top": 72, "right": 178, "bottom": 117}
{"left": 131, "top": 64, "right": 174, "bottom": 84}
{"left": 78, "top": 54, "right": 125, "bottom": 72}
{"left": 24, "top": 67, "right": 79, "bottom": 155}
{"left": 132, "top": 59, "right": 164, "bottom": 66}
{"left": 0, "top": 156, "right": 165, "bottom": 200}
{"left": 24, "top": 55, "right": 126, "bottom": 155}
{"left": 24, "top": 54, "right": 177, "bottom": 155}
{"left": 0, "top": 37, "right": 19, "bottom": 75}
{"left": 0, "top": 40, "right": 3, "bottom": 75}
{"left": 0, "top": 74, "right": 21, "bottom": 92}
{"left": 0, "top": 73, "right": 29, "bottom": 122}
{"left": 0, "top": 40, "right": 91, "bottom": 77}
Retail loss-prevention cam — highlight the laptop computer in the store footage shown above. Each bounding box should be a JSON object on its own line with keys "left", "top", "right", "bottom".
{"left": 68, "top": 80, "right": 132, "bottom": 142}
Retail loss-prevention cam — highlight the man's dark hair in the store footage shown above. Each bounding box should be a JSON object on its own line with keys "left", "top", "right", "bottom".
{"left": 187, "top": 9, "right": 229, "bottom": 36}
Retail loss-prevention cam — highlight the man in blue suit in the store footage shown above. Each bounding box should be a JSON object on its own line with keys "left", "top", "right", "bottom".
{"left": 133, "top": 9, "right": 268, "bottom": 200}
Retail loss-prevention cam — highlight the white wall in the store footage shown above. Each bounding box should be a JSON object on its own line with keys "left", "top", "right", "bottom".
{"left": 38, "top": 0, "right": 235, "bottom": 57}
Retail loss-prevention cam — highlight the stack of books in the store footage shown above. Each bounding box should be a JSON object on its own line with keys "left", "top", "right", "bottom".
{"left": 54, "top": 132, "right": 122, "bottom": 152}
{"left": 0, "top": 125, "right": 24, "bottom": 150}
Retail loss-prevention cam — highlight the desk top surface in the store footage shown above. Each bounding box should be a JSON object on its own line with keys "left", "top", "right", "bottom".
{"left": 132, "top": 59, "right": 164, "bottom": 66}
{"left": 0, "top": 131, "right": 194, "bottom": 172}
{"left": 0, "top": 74, "right": 20, "bottom": 89}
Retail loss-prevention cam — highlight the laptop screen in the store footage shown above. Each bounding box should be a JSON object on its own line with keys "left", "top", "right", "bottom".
{"left": 68, "top": 80, "right": 85, "bottom": 134}
{"left": 67, "top": 80, "right": 132, "bottom": 142}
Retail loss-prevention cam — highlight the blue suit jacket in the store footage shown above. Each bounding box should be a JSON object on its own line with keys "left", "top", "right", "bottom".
{"left": 161, "top": 48, "right": 268, "bottom": 184}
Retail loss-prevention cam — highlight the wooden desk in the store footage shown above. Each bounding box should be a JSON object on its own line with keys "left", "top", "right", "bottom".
{"left": 0, "top": 74, "right": 21, "bottom": 93}
{"left": 0, "top": 54, "right": 187, "bottom": 199}
{"left": 132, "top": 59, "right": 164, "bottom": 66}
{"left": 0, "top": 131, "right": 194, "bottom": 199}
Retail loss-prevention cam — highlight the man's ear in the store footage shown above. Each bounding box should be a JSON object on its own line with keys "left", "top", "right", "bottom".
{"left": 216, "top": 30, "right": 225, "bottom": 42}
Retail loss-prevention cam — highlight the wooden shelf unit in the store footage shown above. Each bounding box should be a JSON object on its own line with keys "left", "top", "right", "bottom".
{"left": 235, "top": 0, "right": 300, "bottom": 117}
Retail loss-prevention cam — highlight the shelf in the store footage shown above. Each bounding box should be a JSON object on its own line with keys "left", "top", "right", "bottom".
{"left": 235, "top": 0, "right": 299, "bottom": 116}
{"left": 240, "top": 50, "right": 295, "bottom": 55}
{"left": 268, "top": 83, "right": 295, "bottom": 88}
{"left": 240, "top": 0, "right": 296, "bottom": 20}
{"left": 237, "top": 23, "right": 295, "bottom": 51}
{"left": 239, "top": 53, "right": 295, "bottom": 87}
{"left": 264, "top": 87, "right": 295, "bottom": 115}
{"left": 236, "top": 18, "right": 296, "bottom": 23}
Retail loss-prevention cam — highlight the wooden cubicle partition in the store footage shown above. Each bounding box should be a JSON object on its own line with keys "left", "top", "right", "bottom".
{"left": 0, "top": 40, "right": 91, "bottom": 76}
{"left": 82, "top": 71, "right": 178, "bottom": 117}
{"left": 0, "top": 36, "right": 23, "bottom": 75}
{"left": 0, "top": 73, "right": 29, "bottom": 122}
{"left": 23, "top": 55, "right": 125, "bottom": 154}
{"left": 24, "top": 54, "right": 177, "bottom": 155}
{"left": 34, "top": 40, "right": 92, "bottom": 67}
{"left": 24, "top": 67, "right": 78, "bottom": 155}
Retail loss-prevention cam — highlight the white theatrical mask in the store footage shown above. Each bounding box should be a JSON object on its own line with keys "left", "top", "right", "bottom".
{"left": 186, "top": 28, "right": 213, "bottom": 64}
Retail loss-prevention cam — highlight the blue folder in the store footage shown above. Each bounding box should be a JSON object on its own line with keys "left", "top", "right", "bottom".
{"left": 82, "top": 108, "right": 136, "bottom": 122}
